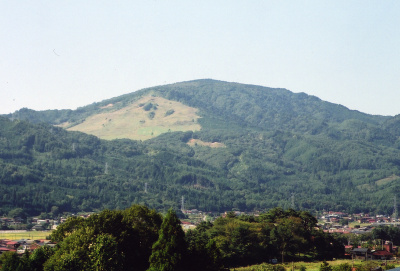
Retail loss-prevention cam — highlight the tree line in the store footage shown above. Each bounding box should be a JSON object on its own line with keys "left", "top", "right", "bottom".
{"left": 0, "top": 205, "right": 344, "bottom": 271}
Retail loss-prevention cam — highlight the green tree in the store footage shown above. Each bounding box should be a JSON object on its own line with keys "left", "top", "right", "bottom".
{"left": 185, "top": 228, "right": 223, "bottom": 271}
{"left": 120, "top": 205, "right": 163, "bottom": 271}
{"left": 89, "top": 234, "right": 124, "bottom": 271}
{"left": 270, "top": 217, "right": 306, "bottom": 263}
{"left": 50, "top": 216, "right": 85, "bottom": 242}
{"left": 18, "top": 250, "right": 31, "bottom": 271}
{"left": 44, "top": 227, "right": 95, "bottom": 271}
{"left": 148, "top": 209, "right": 187, "bottom": 271}
{"left": 319, "top": 261, "right": 332, "bottom": 271}
{"left": 0, "top": 251, "right": 22, "bottom": 271}
{"left": 47, "top": 205, "right": 162, "bottom": 271}
{"left": 8, "top": 208, "right": 27, "bottom": 219}
{"left": 29, "top": 246, "right": 55, "bottom": 271}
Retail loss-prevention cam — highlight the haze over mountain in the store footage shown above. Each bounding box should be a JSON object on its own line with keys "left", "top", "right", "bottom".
{"left": 2, "top": 79, "right": 400, "bottom": 215}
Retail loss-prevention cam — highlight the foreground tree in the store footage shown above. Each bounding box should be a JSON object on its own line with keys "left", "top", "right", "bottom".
{"left": 29, "top": 246, "right": 55, "bottom": 271}
{"left": 270, "top": 216, "right": 307, "bottom": 263}
{"left": 46, "top": 205, "right": 162, "bottom": 271}
{"left": 186, "top": 224, "right": 224, "bottom": 271}
{"left": 148, "top": 209, "right": 187, "bottom": 271}
{"left": 0, "top": 251, "right": 23, "bottom": 271}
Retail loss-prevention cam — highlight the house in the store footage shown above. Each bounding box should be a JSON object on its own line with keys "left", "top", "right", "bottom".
{"left": 372, "top": 250, "right": 393, "bottom": 260}
{"left": 181, "top": 221, "right": 196, "bottom": 231}
{"left": 32, "top": 224, "right": 45, "bottom": 231}
{"left": 17, "top": 244, "right": 31, "bottom": 254}
{"left": 0, "top": 247, "right": 16, "bottom": 254}
{"left": 6, "top": 241, "right": 20, "bottom": 250}
{"left": 351, "top": 248, "right": 371, "bottom": 260}
{"left": 345, "top": 245, "right": 353, "bottom": 256}
{"left": 383, "top": 241, "right": 393, "bottom": 253}
{"left": 29, "top": 243, "right": 41, "bottom": 251}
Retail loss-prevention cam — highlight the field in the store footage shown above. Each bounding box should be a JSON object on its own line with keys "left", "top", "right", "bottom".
{"left": 231, "top": 259, "right": 400, "bottom": 271}
{"left": 0, "top": 230, "right": 52, "bottom": 240}
{"left": 67, "top": 96, "right": 201, "bottom": 141}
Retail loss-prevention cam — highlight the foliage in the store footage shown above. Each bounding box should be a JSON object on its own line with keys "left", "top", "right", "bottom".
{"left": 0, "top": 251, "right": 25, "bottom": 271}
{"left": 372, "top": 225, "right": 400, "bottom": 245}
{"left": 46, "top": 205, "right": 162, "bottom": 271}
{"left": 332, "top": 263, "right": 352, "bottom": 271}
{"left": 148, "top": 209, "right": 187, "bottom": 271}
{"left": 319, "top": 261, "right": 333, "bottom": 271}
{"left": 29, "top": 246, "right": 55, "bottom": 271}
{"left": 203, "top": 208, "right": 343, "bottom": 267}
{"left": 0, "top": 205, "right": 348, "bottom": 270}
{"left": 2, "top": 80, "right": 400, "bottom": 215}
{"left": 243, "top": 263, "right": 286, "bottom": 271}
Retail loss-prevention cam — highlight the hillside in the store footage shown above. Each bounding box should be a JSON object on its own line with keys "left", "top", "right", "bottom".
{"left": 2, "top": 79, "right": 400, "bottom": 216}
{"left": 7, "top": 80, "right": 390, "bottom": 137}
{"left": 65, "top": 96, "right": 201, "bottom": 140}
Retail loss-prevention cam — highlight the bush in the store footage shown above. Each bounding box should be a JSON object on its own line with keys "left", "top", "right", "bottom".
{"left": 143, "top": 103, "right": 153, "bottom": 111}
{"left": 165, "top": 109, "right": 175, "bottom": 117}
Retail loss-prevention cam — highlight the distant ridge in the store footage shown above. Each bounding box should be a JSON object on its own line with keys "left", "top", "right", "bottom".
{"left": 4, "top": 79, "right": 389, "bottom": 135}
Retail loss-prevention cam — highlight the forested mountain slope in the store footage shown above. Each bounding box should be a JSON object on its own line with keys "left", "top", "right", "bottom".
{"left": 7, "top": 79, "right": 390, "bottom": 133}
{"left": 2, "top": 80, "right": 400, "bottom": 215}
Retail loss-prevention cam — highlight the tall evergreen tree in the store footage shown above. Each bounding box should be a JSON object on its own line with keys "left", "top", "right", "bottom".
{"left": 147, "top": 209, "right": 187, "bottom": 271}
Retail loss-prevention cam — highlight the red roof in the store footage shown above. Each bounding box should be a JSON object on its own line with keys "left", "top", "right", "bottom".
{"left": 373, "top": 250, "right": 393, "bottom": 256}
{"left": 30, "top": 243, "right": 41, "bottom": 251}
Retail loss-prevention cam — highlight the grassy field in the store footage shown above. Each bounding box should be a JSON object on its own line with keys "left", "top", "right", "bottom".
{"left": 231, "top": 259, "right": 400, "bottom": 271}
{"left": 67, "top": 96, "right": 201, "bottom": 141}
{"left": 0, "top": 231, "right": 52, "bottom": 240}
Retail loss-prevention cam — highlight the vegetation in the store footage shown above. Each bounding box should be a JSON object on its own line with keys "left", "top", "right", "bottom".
{"left": 148, "top": 208, "right": 187, "bottom": 271}
{"left": 232, "top": 260, "right": 397, "bottom": 271}
{"left": 2, "top": 79, "right": 400, "bottom": 215}
{"left": 0, "top": 231, "right": 50, "bottom": 240}
{"left": 0, "top": 205, "right": 345, "bottom": 271}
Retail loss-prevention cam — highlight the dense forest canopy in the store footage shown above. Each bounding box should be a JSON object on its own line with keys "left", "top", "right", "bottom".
{"left": 2, "top": 79, "right": 400, "bottom": 215}
{"left": 0, "top": 205, "right": 344, "bottom": 270}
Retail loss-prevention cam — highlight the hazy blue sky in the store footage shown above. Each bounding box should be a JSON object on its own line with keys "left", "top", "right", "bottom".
{"left": 1, "top": 1, "right": 399, "bottom": 116}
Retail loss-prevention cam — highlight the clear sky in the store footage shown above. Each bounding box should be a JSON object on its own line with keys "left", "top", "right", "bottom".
{"left": 1, "top": 1, "right": 399, "bottom": 116}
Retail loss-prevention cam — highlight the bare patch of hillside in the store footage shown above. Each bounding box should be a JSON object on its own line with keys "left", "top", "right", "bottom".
{"left": 66, "top": 96, "right": 201, "bottom": 140}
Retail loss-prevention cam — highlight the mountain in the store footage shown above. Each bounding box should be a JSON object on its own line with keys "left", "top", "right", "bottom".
{"left": 2, "top": 79, "right": 400, "bottom": 216}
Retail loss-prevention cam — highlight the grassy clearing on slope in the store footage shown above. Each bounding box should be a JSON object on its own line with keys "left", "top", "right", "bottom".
{"left": 187, "top": 138, "right": 226, "bottom": 148}
{"left": 376, "top": 175, "right": 400, "bottom": 186}
{"left": 67, "top": 96, "right": 201, "bottom": 141}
